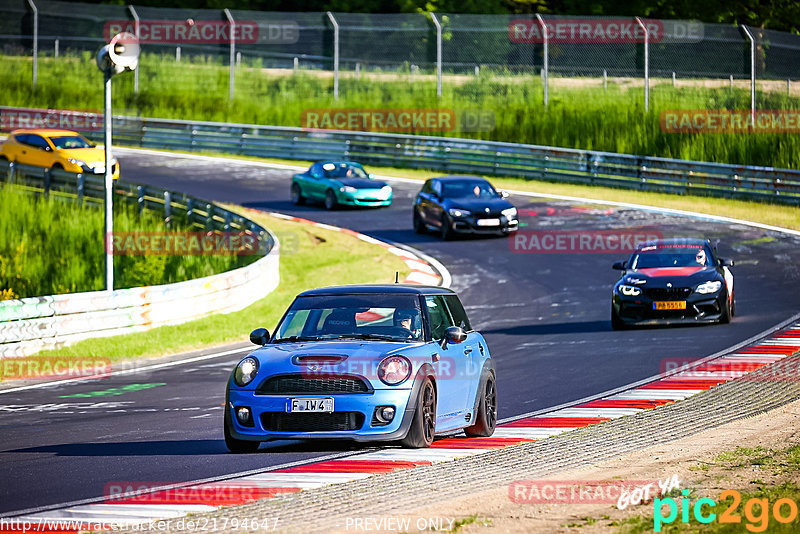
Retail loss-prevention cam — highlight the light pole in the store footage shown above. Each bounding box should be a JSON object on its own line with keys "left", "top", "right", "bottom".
{"left": 96, "top": 32, "right": 139, "bottom": 292}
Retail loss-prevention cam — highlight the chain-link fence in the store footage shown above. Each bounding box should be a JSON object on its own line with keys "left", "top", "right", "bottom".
{"left": 2, "top": 0, "right": 800, "bottom": 109}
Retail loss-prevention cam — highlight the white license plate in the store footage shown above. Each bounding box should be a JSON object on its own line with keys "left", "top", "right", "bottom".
{"left": 289, "top": 397, "right": 334, "bottom": 413}
{"left": 476, "top": 218, "right": 500, "bottom": 226}
{"left": 93, "top": 166, "right": 105, "bottom": 174}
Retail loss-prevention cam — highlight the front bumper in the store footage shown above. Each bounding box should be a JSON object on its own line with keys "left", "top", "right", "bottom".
{"left": 226, "top": 387, "right": 415, "bottom": 442}
{"left": 337, "top": 190, "right": 392, "bottom": 208}
{"left": 448, "top": 215, "right": 519, "bottom": 235}
{"left": 612, "top": 291, "right": 727, "bottom": 325}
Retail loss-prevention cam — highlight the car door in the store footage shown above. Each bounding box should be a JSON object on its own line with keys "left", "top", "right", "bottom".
{"left": 23, "top": 134, "right": 55, "bottom": 167}
{"left": 304, "top": 163, "right": 327, "bottom": 200}
{"left": 424, "top": 295, "right": 469, "bottom": 431}
{"left": 443, "top": 295, "right": 484, "bottom": 414}
{"left": 417, "top": 179, "right": 443, "bottom": 227}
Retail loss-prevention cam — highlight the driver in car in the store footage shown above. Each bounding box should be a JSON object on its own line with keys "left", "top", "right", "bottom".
{"left": 394, "top": 309, "right": 421, "bottom": 340}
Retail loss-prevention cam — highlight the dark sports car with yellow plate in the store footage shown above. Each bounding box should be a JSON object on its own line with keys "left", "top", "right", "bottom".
{"left": 611, "top": 238, "right": 735, "bottom": 329}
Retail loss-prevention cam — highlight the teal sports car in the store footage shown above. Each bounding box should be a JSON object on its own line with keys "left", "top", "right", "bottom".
{"left": 291, "top": 161, "right": 393, "bottom": 210}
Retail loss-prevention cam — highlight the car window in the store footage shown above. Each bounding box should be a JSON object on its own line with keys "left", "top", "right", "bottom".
{"left": 309, "top": 163, "right": 323, "bottom": 178}
{"left": 425, "top": 295, "right": 453, "bottom": 340}
{"left": 321, "top": 162, "right": 368, "bottom": 179}
{"left": 442, "top": 180, "right": 497, "bottom": 199}
{"left": 273, "top": 294, "right": 423, "bottom": 342}
{"left": 13, "top": 134, "right": 30, "bottom": 145}
{"left": 50, "top": 135, "right": 93, "bottom": 149}
{"left": 444, "top": 295, "right": 471, "bottom": 331}
{"left": 431, "top": 180, "right": 442, "bottom": 198}
{"left": 631, "top": 244, "right": 714, "bottom": 269}
{"left": 26, "top": 135, "right": 51, "bottom": 151}
{"left": 422, "top": 180, "right": 433, "bottom": 194}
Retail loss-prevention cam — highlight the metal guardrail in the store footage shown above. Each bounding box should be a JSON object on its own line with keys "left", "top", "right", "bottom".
{"left": 110, "top": 115, "right": 800, "bottom": 206}
{"left": 0, "top": 160, "right": 280, "bottom": 357}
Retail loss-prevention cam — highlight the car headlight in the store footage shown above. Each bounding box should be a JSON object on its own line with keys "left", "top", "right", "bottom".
{"left": 695, "top": 281, "right": 722, "bottom": 294}
{"left": 377, "top": 355, "right": 411, "bottom": 386}
{"left": 233, "top": 357, "right": 259, "bottom": 387}
{"left": 67, "top": 158, "right": 88, "bottom": 168}
{"left": 618, "top": 284, "right": 642, "bottom": 296}
{"left": 501, "top": 207, "right": 518, "bottom": 219}
{"left": 448, "top": 208, "right": 470, "bottom": 217}
{"left": 339, "top": 186, "right": 357, "bottom": 193}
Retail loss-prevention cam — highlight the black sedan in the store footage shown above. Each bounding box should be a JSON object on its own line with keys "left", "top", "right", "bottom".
{"left": 413, "top": 176, "right": 518, "bottom": 240}
{"left": 611, "top": 238, "right": 735, "bottom": 329}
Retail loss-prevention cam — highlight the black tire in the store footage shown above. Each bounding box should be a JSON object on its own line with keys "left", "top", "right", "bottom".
{"left": 413, "top": 209, "right": 427, "bottom": 234}
{"left": 224, "top": 413, "right": 260, "bottom": 453}
{"left": 324, "top": 189, "right": 337, "bottom": 210}
{"left": 401, "top": 378, "right": 436, "bottom": 448}
{"left": 731, "top": 292, "right": 736, "bottom": 316}
{"left": 465, "top": 373, "right": 497, "bottom": 437}
{"left": 611, "top": 307, "right": 626, "bottom": 330}
{"left": 719, "top": 292, "right": 732, "bottom": 324}
{"left": 439, "top": 214, "right": 452, "bottom": 241}
{"left": 291, "top": 183, "right": 305, "bottom": 205}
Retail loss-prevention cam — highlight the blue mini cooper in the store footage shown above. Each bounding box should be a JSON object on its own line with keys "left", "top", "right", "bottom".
{"left": 224, "top": 285, "right": 497, "bottom": 452}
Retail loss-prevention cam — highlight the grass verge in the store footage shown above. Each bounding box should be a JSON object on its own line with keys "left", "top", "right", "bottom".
{"left": 23, "top": 209, "right": 411, "bottom": 365}
{"left": 3, "top": 53, "right": 800, "bottom": 169}
{"left": 0, "top": 185, "right": 254, "bottom": 299}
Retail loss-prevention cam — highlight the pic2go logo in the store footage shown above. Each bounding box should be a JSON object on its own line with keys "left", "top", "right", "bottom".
{"left": 655, "top": 489, "right": 799, "bottom": 532}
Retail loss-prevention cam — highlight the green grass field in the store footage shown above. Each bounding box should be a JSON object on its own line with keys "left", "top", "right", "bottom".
{"left": 0, "top": 186, "right": 254, "bottom": 299}
{"left": 2, "top": 54, "right": 798, "bottom": 169}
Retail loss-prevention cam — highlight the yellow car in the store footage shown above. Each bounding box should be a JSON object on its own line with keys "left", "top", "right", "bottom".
{"left": 0, "top": 129, "right": 120, "bottom": 179}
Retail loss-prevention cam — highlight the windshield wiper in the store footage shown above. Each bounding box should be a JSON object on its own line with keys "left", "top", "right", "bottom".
{"left": 272, "top": 336, "right": 325, "bottom": 344}
{"left": 337, "top": 333, "right": 408, "bottom": 342}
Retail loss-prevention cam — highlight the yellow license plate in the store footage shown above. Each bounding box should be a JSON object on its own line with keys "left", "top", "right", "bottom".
{"left": 653, "top": 301, "right": 686, "bottom": 310}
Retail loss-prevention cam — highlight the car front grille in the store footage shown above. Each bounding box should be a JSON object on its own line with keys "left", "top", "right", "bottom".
{"left": 257, "top": 374, "right": 370, "bottom": 395}
{"left": 261, "top": 412, "right": 365, "bottom": 432}
{"left": 644, "top": 287, "right": 691, "bottom": 300}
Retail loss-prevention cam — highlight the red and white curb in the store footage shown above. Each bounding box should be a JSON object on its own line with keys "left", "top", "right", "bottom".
{"left": 267, "top": 212, "right": 447, "bottom": 288}
{"left": 9, "top": 322, "right": 800, "bottom": 532}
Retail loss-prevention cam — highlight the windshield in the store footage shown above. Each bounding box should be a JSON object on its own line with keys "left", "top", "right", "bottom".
{"left": 631, "top": 245, "right": 713, "bottom": 269}
{"left": 321, "top": 162, "right": 369, "bottom": 179}
{"left": 273, "top": 294, "right": 423, "bottom": 343}
{"left": 442, "top": 180, "right": 498, "bottom": 199}
{"left": 49, "top": 135, "right": 94, "bottom": 150}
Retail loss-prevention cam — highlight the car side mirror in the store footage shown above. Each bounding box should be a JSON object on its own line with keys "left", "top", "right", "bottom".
{"left": 719, "top": 258, "right": 734, "bottom": 267}
{"left": 249, "top": 328, "right": 270, "bottom": 346}
{"left": 368, "top": 172, "right": 375, "bottom": 179}
{"left": 500, "top": 190, "right": 510, "bottom": 198}
{"left": 612, "top": 261, "right": 627, "bottom": 270}
{"left": 443, "top": 326, "right": 467, "bottom": 347}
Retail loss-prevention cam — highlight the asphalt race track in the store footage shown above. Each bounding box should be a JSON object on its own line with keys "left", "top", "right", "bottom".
{"left": 2, "top": 149, "right": 799, "bottom": 515}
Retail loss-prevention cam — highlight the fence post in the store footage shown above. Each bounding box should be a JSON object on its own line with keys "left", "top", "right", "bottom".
{"left": 326, "top": 11, "right": 339, "bottom": 100}
{"left": 43, "top": 167, "right": 50, "bottom": 196}
{"left": 741, "top": 24, "right": 756, "bottom": 126}
{"left": 26, "top": 0, "right": 38, "bottom": 88}
{"left": 54, "top": 39, "right": 58, "bottom": 58}
{"left": 635, "top": 17, "right": 649, "bottom": 112}
{"left": 137, "top": 185, "right": 145, "bottom": 215}
{"left": 224, "top": 8, "right": 235, "bottom": 100}
{"left": 128, "top": 5, "right": 140, "bottom": 94}
{"left": 603, "top": 69, "right": 607, "bottom": 90}
{"left": 176, "top": 46, "right": 181, "bottom": 62}
{"left": 77, "top": 173, "right": 84, "bottom": 202}
{"left": 535, "top": 14, "right": 548, "bottom": 108}
{"left": 164, "top": 191, "right": 172, "bottom": 227}
{"left": 430, "top": 12, "right": 442, "bottom": 98}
